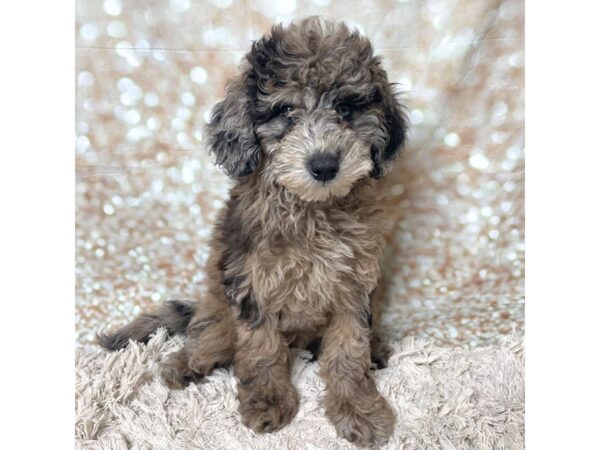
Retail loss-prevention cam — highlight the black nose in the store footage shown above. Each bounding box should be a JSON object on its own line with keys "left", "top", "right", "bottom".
{"left": 308, "top": 154, "right": 339, "bottom": 182}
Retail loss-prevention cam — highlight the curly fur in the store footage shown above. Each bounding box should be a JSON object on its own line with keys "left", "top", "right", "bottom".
{"left": 99, "top": 17, "right": 408, "bottom": 448}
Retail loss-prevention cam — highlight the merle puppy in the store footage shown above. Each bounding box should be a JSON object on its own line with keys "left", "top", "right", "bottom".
{"left": 99, "top": 17, "right": 408, "bottom": 447}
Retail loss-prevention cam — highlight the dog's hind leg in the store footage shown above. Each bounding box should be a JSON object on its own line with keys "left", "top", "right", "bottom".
{"left": 160, "top": 292, "right": 235, "bottom": 389}
{"left": 368, "top": 283, "right": 391, "bottom": 369}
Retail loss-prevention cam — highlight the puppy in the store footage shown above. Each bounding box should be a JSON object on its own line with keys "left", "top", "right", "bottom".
{"left": 99, "top": 17, "right": 408, "bottom": 447}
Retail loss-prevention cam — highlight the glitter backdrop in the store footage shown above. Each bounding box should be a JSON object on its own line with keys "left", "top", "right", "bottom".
{"left": 75, "top": 0, "right": 524, "bottom": 350}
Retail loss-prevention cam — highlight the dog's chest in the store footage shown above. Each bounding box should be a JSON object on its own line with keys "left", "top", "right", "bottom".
{"left": 251, "top": 210, "right": 383, "bottom": 331}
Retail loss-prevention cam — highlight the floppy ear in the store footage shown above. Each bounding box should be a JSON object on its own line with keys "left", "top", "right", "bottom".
{"left": 205, "top": 71, "right": 261, "bottom": 177}
{"left": 371, "top": 83, "right": 409, "bottom": 179}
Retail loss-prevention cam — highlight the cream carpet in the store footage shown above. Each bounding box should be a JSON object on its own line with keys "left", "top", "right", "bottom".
{"left": 75, "top": 329, "right": 524, "bottom": 449}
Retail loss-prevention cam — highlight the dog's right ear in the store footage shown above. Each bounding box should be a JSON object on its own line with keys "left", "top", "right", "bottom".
{"left": 205, "top": 70, "right": 261, "bottom": 177}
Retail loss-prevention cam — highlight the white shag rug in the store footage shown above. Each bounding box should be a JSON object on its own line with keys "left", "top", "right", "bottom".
{"left": 75, "top": 329, "right": 524, "bottom": 449}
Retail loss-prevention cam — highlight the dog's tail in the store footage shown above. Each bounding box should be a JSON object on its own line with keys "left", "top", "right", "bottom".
{"left": 96, "top": 300, "right": 196, "bottom": 351}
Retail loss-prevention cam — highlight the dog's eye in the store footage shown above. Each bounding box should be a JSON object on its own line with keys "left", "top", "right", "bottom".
{"left": 337, "top": 104, "right": 353, "bottom": 121}
{"left": 279, "top": 104, "right": 294, "bottom": 116}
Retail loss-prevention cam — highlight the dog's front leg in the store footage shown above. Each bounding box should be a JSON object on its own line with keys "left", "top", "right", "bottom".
{"left": 234, "top": 310, "right": 299, "bottom": 433}
{"left": 320, "top": 309, "right": 395, "bottom": 447}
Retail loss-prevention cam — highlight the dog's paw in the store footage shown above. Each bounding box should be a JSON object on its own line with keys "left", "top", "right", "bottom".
{"left": 238, "top": 381, "right": 299, "bottom": 433}
{"left": 328, "top": 394, "right": 395, "bottom": 448}
{"left": 370, "top": 345, "right": 390, "bottom": 370}
{"left": 160, "top": 350, "right": 203, "bottom": 389}
{"left": 370, "top": 336, "right": 391, "bottom": 370}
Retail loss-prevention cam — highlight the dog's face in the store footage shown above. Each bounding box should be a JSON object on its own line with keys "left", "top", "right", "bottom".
{"left": 255, "top": 83, "right": 386, "bottom": 202}
{"left": 206, "top": 18, "right": 407, "bottom": 202}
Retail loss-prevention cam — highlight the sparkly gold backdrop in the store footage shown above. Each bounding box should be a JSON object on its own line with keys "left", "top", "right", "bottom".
{"left": 75, "top": 0, "right": 524, "bottom": 349}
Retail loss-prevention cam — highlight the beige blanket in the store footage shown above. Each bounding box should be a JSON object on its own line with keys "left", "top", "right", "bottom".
{"left": 76, "top": 330, "right": 524, "bottom": 449}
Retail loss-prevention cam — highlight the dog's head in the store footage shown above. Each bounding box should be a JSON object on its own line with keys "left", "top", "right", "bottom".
{"left": 206, "top": 17, "right": 408, "bottom": 202}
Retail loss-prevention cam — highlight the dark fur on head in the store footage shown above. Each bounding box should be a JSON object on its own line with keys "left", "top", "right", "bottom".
{"left": 206, "top": 17, "right": 407, "bottom": 190}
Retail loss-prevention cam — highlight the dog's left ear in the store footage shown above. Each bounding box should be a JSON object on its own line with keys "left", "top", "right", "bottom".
{"left": 205, "top": 70, "right": 261, "bottom": 177}
{"left": 371, "top": 82, "right": 409, "bottom": 179}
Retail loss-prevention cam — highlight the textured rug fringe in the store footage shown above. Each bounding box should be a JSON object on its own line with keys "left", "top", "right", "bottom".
{"left": 76, "top": 330, "right": 524, "bottom": 450}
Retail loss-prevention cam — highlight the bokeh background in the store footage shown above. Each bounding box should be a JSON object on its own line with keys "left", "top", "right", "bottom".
{"left": 75, "top": 0, "right": 524, "bottom": 350}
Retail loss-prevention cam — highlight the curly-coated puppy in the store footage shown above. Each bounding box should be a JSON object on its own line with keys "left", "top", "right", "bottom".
{"left": 98, "top": 17, "right": 408, "bottom": 447}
